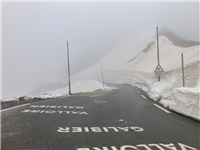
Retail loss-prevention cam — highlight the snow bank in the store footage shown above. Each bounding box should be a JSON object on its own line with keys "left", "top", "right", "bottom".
{"left": 45, "top": 80, "right": 104, "bottom": 97}
{"left": 71, "top": 80, "right": 104, "bottom": 93}
{"left": 1, "top": 97, "right": 19, "bottom": 102}
{"left": 1, "top": 80, "right": 104, "bottom": 102}
{"left": 44, "top": 80, "right": 104, "bottom": 97}
{"left": 170, "top": 87, "right": 200, "bottom": 121}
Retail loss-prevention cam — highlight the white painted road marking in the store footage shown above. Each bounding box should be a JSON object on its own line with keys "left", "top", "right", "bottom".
{"left": 57, "top": 126, "right": 144, "bottom": 133}
{"left": 77, "top": 143, "right": 197, "bottom": 150}
{"left": 141, "top": 95, "right": 147, "bottom": 99}
{"left": 1, "top": 103, "right": 30, "bottom": 112}
{"left": 30, "top": 105, "right": 84, "bottom": 109}
{"left": 21, "top": 110, "right": 88, "bottom": 115}
{"left": 137, "top": 91, "right": 140, "bottom": 93}
{"left": 95, "top": 100, "right": 107, "bottom": 104}
{"left": 154, "top": 104, "right": 171, "bottom": 113}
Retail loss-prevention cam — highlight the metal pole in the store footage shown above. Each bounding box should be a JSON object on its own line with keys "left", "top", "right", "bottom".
{"left": 100, "top": 66, "right": 105, "bottom": 87}
{"left": 156, "top": 26, "right": 160, "bottom": 82}
{"left": 67, "top": 41, "right": 72, "bottom": 95}
{"left": 181, "top": 53, "right": 185, "bottom": 87}
{"left": 97, "top": 69, "right": 100, "bottom": 82}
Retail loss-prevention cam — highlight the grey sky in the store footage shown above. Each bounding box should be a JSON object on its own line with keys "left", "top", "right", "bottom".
{"left": 2, "top": 2, "right": 199, "bottom": 98}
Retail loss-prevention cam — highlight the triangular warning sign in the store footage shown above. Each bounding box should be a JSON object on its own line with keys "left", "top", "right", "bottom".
{"left": 154, "top": 64, "right": 164, "bottom": 73}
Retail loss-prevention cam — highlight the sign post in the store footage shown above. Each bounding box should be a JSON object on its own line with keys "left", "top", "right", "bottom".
{"left": 156, "top": 27, "right": 160, "bottom": 81}
{"left": 181, "top": 53, "right": 185, "bottom": 87}
{"left": 100, "top": 66, "right": 105, "bottom": 87}
{"left": 66, "top": 41, "right": 72, "bottom": 95}
{"left": 97, "top": 69, "right": 100, "bottom": 82}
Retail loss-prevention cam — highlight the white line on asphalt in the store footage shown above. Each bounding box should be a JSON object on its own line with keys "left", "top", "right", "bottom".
{"left": 1, "top": 103, "right": 30, "bottom": 112}
{"left": 141, "top": 95, "right": 146, "bottom": 99}
{"left": 95, "top": 100, "right": 107, "bottom": 104}
{"left": 154, "top": 104, "right": 171, "bottom": 113}
{"left": 137, "top": 91, "right": 140, "bottom": 93}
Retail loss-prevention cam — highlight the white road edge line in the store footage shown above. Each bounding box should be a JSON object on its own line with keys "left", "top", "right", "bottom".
{"left": 137, "top": 91, "right": 140, "bottom": 93}
{"left": 154, "top": 104, "right": 171, "bottom": 113}
{"left": 141, "top": 95, "right": 146, "bottom": 99}
{"left": 0, "top": 103, "right": 30, "bottom": 112}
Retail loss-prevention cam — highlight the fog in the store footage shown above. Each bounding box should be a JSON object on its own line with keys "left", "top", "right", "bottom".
{"left": 2, "top": 2, "right": 199, "bottom": 98}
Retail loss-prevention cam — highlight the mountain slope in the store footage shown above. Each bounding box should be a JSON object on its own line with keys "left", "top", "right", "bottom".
{"left": 72, "top": 28, "right": 199, "bottom": 121}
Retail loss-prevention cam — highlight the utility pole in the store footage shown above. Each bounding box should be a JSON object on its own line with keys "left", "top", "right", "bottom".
{"left": 181, "top": 53, "right": 185, "bottom": 87}
{"left": 100, "top": 66, "right": 105, "bottom": 87}
{"left": 66, "top": 41, "right": 72, "bottom": 95}
{"left": 156, "top": 26, "right": 160, "bottom": 82}
{"left": 97, "top": 69, "right": 100, "bottom": 82}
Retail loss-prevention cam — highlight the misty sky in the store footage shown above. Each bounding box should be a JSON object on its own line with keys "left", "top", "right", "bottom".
{"left": 2, "top": 2, "right": 199, "bottom": 98}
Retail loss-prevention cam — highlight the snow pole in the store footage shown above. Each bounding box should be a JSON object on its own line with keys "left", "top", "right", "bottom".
{"left": 66, "top": 41, "right": 72, "bottom": 95}
{"left": 156, "top": 26, "right": 160, "bottom": 82}
{"left": 97, "top": 69, "right": 100, "bottom": 82}
{"left": 181, "top": 53, "right": 185, "bottom": 87}
{"left": 100, "top": 66, "right": 105, "bottom": 88}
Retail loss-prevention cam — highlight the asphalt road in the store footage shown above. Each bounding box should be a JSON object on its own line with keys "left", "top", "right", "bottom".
{"left": 1, "top": 84, "right": 199, "bottom": 150}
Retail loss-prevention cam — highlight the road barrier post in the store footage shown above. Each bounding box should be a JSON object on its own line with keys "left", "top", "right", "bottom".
{"left": 181, "top": 53, "right": 185, "bottom": 87}
{"left": 100, "top": 66, "right": 105, "bottom": 88}
{"left": 66, "top": 41, "right": 72, "bottom": 95}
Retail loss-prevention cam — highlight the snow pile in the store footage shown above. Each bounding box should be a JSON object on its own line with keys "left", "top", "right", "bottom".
{"left": 1, "top": 95, "right": 38, "bottom": 102}
{"left": 170, "top": 87, "right": 200, "bottom": 121}
{"left": 44, "top": 80, "right": 104, "bottom": 96}
{"left": 1, "top": 97, "right": 19, "bottom": 102}
{"left": 1, "top": 80, "right": 104, "bottom": 102}
{"left": 71, "top": 80, "right": 104, "bottom": 93}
